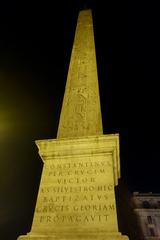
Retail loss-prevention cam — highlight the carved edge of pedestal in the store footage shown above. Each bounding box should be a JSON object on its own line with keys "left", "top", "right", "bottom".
{"left": 17, "top": 231, "right": 129, "bottom": 240}
{"left": 35, "top": 134, "right": 120, "bottom": 186}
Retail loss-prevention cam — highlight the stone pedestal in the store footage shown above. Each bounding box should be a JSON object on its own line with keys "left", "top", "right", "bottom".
{"left": 18, "top": 135, "right": 129, "bottom": 240}
{"left": 18, "top": 233, "right": 128, "bottom": 240}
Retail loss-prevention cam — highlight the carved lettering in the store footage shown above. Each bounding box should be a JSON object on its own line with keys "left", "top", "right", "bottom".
{"left": 38, "top": 214, "right": 109, "bottom": 223}
{"left": 35, "top": 155, "right": 116, "bottom": 228}
{"left": 40, "top": 184, "right": 113, "bottom": 194}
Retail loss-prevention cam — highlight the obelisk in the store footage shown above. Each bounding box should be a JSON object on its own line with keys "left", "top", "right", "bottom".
{"left": 18, "top": 10, "right": 129, "bottom": 240}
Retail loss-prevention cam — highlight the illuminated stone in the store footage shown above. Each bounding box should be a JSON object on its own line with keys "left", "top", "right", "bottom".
{"left": 57, "top": 10, "right": 103, "bottom": 138}
{"left": 17, "top": 9, "right": 129, "bottom": 240}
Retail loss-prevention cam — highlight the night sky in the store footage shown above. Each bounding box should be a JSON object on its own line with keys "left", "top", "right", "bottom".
{"left": 0, "top": 0, "right": 160, "bottom": 239}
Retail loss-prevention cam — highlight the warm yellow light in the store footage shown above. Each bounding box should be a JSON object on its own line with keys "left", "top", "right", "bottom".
{"left": 0, "top": 112, "right": 10, "bottom": 137}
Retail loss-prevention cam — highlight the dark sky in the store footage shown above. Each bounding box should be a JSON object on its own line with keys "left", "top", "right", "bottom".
{"left": 0, "top": 0, "right": 160, "bottom": 239}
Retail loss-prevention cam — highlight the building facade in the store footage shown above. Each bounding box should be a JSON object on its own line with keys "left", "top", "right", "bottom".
{"left": 132, "top": 192, "right": 160, "bottom": 239}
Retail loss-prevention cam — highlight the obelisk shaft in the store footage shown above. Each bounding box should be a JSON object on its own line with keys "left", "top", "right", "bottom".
{"left": 57, "top": 10, "right": 103, "bottom": 138}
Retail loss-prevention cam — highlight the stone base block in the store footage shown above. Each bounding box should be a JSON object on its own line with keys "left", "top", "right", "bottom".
{"left": 17, "top": 232, "right": 129, "bottom": 240}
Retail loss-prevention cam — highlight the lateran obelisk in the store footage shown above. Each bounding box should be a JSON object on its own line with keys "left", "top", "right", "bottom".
{"left": 18, "top": 10, "right": 129, "bottom": 240}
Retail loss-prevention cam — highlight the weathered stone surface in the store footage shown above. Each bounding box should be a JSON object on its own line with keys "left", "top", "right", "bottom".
{"left": 17, "top": 9, "right": 129, "bottom": 240}
{"left": 31, "top": 135, "right": 119, "bottom": 234}
{"left": 57, "top": 10, "right": 103, "bottom": 138}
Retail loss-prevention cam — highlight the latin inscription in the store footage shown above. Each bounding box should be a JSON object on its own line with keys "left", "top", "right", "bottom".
{"left": 34, "top": 155, "right": 117, "bottom": 229}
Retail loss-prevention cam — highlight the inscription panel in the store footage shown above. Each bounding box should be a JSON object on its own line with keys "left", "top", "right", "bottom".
{"left": 32, "top": 154, "right": 118, "bottom": 232}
